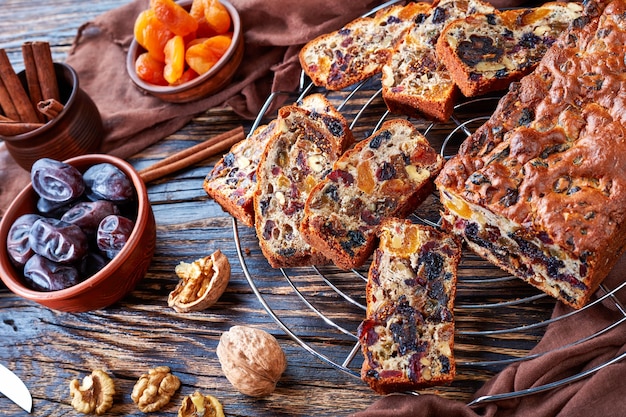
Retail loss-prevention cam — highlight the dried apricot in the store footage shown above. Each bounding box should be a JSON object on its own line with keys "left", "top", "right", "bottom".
{"left": 134, "top": 9, "right": 174, "bottom": 62}
{"left": 135, "top": 52, "right": 168, "bottom": 86}
{"left": 202, "top": 0, "right": 231, "bottom": 34}
{"left": 150, "top": 0, "right": 198, "bottom": 37}
{"left": 164, "top": 35, "right": 185, "bottom": 84}
{"left": 189, "top": 0, "right": 205, "bottom": 19}
{"left": 185, "top": 34, "right": 232, "bottom": 75}
{"left": 173, "top": 68, "right": 200, "bottom": 85}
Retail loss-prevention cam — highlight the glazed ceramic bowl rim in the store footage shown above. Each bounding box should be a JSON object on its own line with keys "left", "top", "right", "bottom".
{"left": 0, "top": 154, "right": 151, "bottom": 302}
{"left": 126, "top": 0, "right": 242, "bottom": 94}
{"left": 1, "top": 62, "right": 78, "bottom": 142}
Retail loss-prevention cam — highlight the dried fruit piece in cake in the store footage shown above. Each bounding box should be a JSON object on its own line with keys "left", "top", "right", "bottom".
{"left": 301, "top": 119, "right": 444, "bottom": 270}
{"left": 435, "top": 0, "right": 626, "bottom": 309}
{"left": 436, "top": 2, "right": 583, "bottom": 97}
{"left": 381, "top": 0, "right": 496, "bottom": 121}
{"left": 254, "top": 104, "right": 353, "bottom": 268}
{"left": 299, "top": 2, "right": 431, "bottom": 91}
{"left": 359, "top": 218, "right": 461, "bottom": 394}
{"left": 204, "top": 94, "right": 351, "bottom": 227}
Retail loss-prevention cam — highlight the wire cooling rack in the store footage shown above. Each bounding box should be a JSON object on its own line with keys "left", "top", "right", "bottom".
{"left": 230, "top": 1, "right": 626, "bottom": 404}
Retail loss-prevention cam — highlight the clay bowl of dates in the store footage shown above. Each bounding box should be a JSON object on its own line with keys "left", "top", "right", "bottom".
{"left": 0, "top": 154, "right": 156, "bottom": 312}
{"left": 126, "top": 0, "right": 244, "bottom": 103}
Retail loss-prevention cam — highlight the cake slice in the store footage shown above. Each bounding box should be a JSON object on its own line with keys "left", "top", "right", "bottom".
{"left": 203, "top": 94, "right": 351, "bottom": 227}
{"left": 381, "top": 0, "right": 496, "bottom": 121}
{"left": 254, "top": 103, "right": 353, "bottom": 267}
{"left": 203, "top": 121, "right": 278, "bottom": 227}
{"left": 435, "top": 0, "right": 626, "bottom": 309}
{"left": 358, "top": 218, "right": 462, "bottom": 394}
{"left": 436, "top": 2, "right": 583, "bottom": 97}
{"left": 299, "top": 2, "right": 431, "bottom": 91}
{"left": 301, "top": 119, "right": 444, "bottom": 270}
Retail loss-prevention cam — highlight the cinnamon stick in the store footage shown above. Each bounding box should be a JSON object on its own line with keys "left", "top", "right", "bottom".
{"left": 0, "top": 77, "right": 19, "bottom": 121}
{"left": 0, "top": 49, "right": 39, "bottom": 123}
{"left": 139, "top": 126, "right": 245, "bottom": 183}
{"left": 31, "top": 41, "right": 60, "bottom": 103}
{"left": 21, "top": 42, "right": 46, "bottom": 122}
{"left": 37, "top": 98, "right": 64, "bottom": 119}
{"left": 0, "top": 121, "right": 44, "bottom": 136}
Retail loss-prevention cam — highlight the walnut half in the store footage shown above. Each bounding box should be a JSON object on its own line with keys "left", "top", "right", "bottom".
{"left": 69, "top": 369, "right": 115, "bottom": 415}
{"left": 168, "top": 250, "right": 231, "bottom": 313}
{"left": 131, "top": 366, "right": 181, "bottom": 413}
{"left": 178, "top": 391, "right": 224, "bottom": 417}
{"left": 216, "top": 326, "right": 287, "bottom": 397}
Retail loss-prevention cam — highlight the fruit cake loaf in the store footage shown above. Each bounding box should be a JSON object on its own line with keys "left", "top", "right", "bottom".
{"left": 435, "top": 0, "right": 626, "bottom": 309}
{"left": 301, "top": 119, "right": 444, "bottom": 271}
{"left": 254, "top": 103, "right": 353, "bottom": 268}
{"left": 299, "top": 2, "right": 431, "bottom": 91}
{"left": 203, "top": 94, "right": 351, "bottom": 227}
{"left": 436, "top": 2, "right": 583, "bottom": 97}
{"left": 381, "top": 0, "right": 496, "bottom": 121}
{"left": 358, "top": 218, "right": 461, "bottom": 394}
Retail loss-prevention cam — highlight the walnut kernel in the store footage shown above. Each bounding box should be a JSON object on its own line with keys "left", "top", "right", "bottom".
{"left": 178, "top": 391, "right": 224, "bottom": 417}
{"left": 168, "top": 250, "right": 231, "bottom": 313}
{"left": 69, "top": 369, "right": 115, "bottom": 415}
{"left": 131, "top": 365, "right": 181, "bottom": 413}
{"left": 216, "top": 325, "right": 287, "bottom": 397}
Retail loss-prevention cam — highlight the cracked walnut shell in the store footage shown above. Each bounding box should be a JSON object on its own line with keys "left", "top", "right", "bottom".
{"left": 216, "top": 325, "right": 287, "bottom": 397}
{"left": 168, "top": 250, "right": 231, "bottom": 312}
{"left": 178, "top": 391, "right": 224, "bottom": 417}
{"left": 131, "top": 366, "right": 181, "bottom": 413}
{"left": 69, "top": 369, "right": 115, "bottom": 415}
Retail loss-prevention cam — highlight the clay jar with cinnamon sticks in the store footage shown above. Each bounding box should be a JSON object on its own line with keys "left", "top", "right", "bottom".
{"left": 1, "top": 62, "right": 103, "bottom": 171}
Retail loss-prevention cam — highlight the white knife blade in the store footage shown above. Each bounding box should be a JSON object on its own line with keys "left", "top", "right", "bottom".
{"left": 0, "top": 363, "right": 32, "bottom": 413}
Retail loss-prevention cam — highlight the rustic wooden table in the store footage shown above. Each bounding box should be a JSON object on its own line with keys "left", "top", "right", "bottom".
{"left": 0, "top": 1, "right": 559, "bottom": 416}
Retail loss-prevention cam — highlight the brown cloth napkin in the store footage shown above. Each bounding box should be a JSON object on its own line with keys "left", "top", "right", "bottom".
{"left": 350, "top": 254, "right": 626, "bottom": 417}
{"left": 0, "top": 0, "right": 382, "bottom": 216}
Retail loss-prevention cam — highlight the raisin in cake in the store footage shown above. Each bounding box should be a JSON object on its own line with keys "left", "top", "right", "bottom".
{"left": 358, "top": 218, "right": 461, "bottom": 394}
{"left": 436, "top": 2, "right": 583, "bottom": 97}
{"left": 435, "top": 0, "right": 626, "bottom": 309}
{"left": 254, "top": 104, "right": 353, "bottom": 268}
{"left": 204, "top": 94, "right": 351, "bottom": 227}
{"left": 299, "top": 2, "right": 430, "bottom": 91}
{"left": 381, "top": 0, "right": 496, "bottom": 121}
{"left": 301, "top": 119, "right": 443, "bottom": 270}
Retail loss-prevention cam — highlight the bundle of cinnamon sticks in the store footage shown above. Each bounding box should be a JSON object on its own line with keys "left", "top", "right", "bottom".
{"left": 0, "top": 41, "right": 65, "bottom": 136}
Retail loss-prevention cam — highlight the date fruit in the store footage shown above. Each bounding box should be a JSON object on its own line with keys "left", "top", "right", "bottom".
{"left": 29, "top": 218, "right": 89, "bottom": 264}
{"left": 23, "top": 254, "right": 80, "bottom": 291}
{"left": 61, "top": 201, "right": 120, "bottom": 236}
{"left": 97, "top": 215, "right": 135, "bottom": 259}
{"left": 6, "top": 214, "right": 43, "bottom": 267}
{"left": 31, "top": 158, "right": 85, "bottom": 203}
{"left": 83, "top": 163, "right": 134, "bottom": 202}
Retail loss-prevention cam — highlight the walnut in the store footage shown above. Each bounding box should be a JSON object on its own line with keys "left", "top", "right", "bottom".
{"left": 168, "top": 250, "right": 231, "bottom": 313}
{"left": 216, "top": 326, "right": 287, "bottom": 397}
{"left": 131, "top": 366, "right": 181, "bottom": 413}
{"left": 69, "top": 369, "right": 115, "bottom": 415}
{"left": 178, "top": 391, "right": 224, "bottom": 417}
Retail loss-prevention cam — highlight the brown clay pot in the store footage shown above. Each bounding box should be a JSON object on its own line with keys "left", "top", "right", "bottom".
{"left": 1, "top": 62, "right": 104, "bottom": 171}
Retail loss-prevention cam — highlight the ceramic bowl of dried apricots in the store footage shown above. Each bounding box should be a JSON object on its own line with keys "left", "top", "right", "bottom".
{"left": 127, "top": 0, "right": 243, "bottom": 103}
